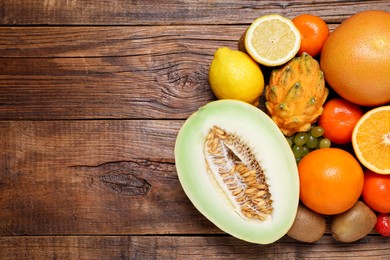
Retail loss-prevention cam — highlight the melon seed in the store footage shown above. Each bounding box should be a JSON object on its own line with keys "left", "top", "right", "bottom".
{"left": 204, "top": 126, "right": 272, "bottom": 221}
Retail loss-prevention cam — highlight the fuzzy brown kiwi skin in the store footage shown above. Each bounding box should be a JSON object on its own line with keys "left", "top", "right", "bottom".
{"left": 237, "top": 30, "right": 247, "bottom": 53}
{"left": 287, "top": 203, "right": 326, "bottom": 243}
{"left": 331, "top": 201, "right": 377, "bottom": 243}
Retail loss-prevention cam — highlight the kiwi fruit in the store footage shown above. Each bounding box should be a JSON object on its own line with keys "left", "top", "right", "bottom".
{"left": 331, "top": 201, "right": 377, "bottom": 242}
{"left": 287, "top": 203, "right": 326, "bottom": 243}
{"left": 237, "top": 30, "right": 247, "bottom": 53}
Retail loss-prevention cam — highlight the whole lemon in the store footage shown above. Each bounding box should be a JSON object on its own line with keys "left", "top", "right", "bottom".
{"left": 209, "top": 47, "right": 264, "bottom": 106}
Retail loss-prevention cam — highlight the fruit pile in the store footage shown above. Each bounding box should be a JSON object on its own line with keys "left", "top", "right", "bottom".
{"left": 206, "top": 10, "right": 390, "bottom": 243}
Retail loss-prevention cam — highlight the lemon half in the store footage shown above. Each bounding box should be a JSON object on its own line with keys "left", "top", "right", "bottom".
{"left": 245, "top": 14, "right": 301, "bottom": 67}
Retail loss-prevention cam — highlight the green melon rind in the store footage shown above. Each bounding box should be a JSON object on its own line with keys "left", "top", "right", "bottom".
{"left": 175, "top": 100, "right": 299, "bottom": 244}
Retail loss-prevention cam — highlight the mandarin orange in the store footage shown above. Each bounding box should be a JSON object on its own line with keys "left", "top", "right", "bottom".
{"left": 362, "top": 169, "right": 390, "bottom": 213}
{"left": 318, "top": 98, "right": 363, "bottom": 144}
{"left": 298, "top": 148, "right": 364, "bottom": 215}
{"left": 320, "top": 10, "right": 390, "bottom": 106}
{"left": 292, "top": 14, "right": 329, "bottom": 57}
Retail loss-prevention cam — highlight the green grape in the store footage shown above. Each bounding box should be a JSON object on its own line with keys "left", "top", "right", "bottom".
{"left": 301, "top": 145, "right": 310, "bottom": 157}
{"left": 286, "top": 136, "right": 294, "bottom": 147}
{"left": 306, "top": 135, "right": 318, "bottom": 149}
{"left": 295, "top": 157, "right": 302, "bottom": 164}
{"left": 311, "top": 126, "right": 325, "bottom": 138}
{"left": 292, "top": 145, "right": 303, "bottom": 158}
{"left": 319, "top": 138, "right": 331, "bottom": 148}
{"left": 294, "top": 132, "right": 309, "bottom": 146}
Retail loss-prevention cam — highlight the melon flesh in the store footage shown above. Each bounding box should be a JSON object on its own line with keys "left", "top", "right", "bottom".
{"left": 175, "top": 100, "right": 299, "bottom": 244}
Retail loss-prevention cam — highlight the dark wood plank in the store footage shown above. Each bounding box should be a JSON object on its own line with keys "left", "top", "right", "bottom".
{"left": 0, "top": 120, "right": 222, "bottom": 235}
{"left": 0, "top": 55, "right": 214, "bottom": 120}
{"left": 0, "top": 50, "right": 213, "bottom": 120}
{"left": 1, "top": 0, "right": 388, "bottom": 25}
{"left": 1, "top": 235, "right": 390, "bottom": 259}
{"left": 0, "top": 120, "right": 383, "bottom": 238}
{"left": 0, "top": 25, "right": 243, "bottom": 120}
{"left": 0, "top": 26, "right": 248, "bottom": 58}
{"left": 0, "top": 26, "right": 256, "bottom": 120}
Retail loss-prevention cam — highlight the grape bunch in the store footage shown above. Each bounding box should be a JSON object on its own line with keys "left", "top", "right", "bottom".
{"left": 286, "top": 125, "right": 331, "bottom": 163}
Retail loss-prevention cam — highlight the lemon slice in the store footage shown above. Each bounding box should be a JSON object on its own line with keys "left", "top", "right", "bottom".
{"left": 245, "top": 14, "right": 301, "bottom": 67}
{"left": 352, "top": 106, "right": 390, "bottom": 174}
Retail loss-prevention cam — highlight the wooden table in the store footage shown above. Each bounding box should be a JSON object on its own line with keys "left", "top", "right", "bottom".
{"left": 1, "top": 1, "right": 389, "bottom": 259}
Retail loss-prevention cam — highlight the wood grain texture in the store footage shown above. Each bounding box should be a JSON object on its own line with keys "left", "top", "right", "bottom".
{"left": 0, "top": 26, "right": 239, "bottom": 120}
{"left": 0, "top": 26, "right": 248, "bottom": 58}
{"left": 0, "top": 120, "right": 384, "bottom": 237}
{"left": 1, "top": 0, "right": 390, "bottom": 258}
{"left": 0, "top": 54, "right": 212, "bottom": 120}
{"left": 1, "top": 0, "right": 388, "bottom": 25}
{"left": 0, "top": 120, "right": 221, "bottom": 235}
{"left": 0, "top": 22, "right": 371, "bottom": 120}
{"left": 1, "top": 235, "right": 389, "bottom": 259}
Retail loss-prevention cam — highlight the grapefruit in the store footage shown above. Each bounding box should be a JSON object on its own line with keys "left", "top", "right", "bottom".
{"left": 320, "top": 10, "right": 390, "bottom": 106}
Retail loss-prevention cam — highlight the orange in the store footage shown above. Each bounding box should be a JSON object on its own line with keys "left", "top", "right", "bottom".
{"left": 352, "top": 106, "right": 390, "bottom": 174}
{"left": 292, "top": 14, "right": 329, "bottom": 57}
{"left": 318, "top": 98, "right": 363, "bottom": 144}
{"left": 362, "top": 169, "right": 390, "bottom": 213}
{"left": 320, "top": 10, "right": 390, "bottom": 106}
{"left": 298, "top": 148, "right": 364, "bottom": 215}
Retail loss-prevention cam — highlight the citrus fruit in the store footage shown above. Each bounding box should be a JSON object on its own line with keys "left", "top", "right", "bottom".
{"left": 244, "top": 14, "right": 301, "bottom": 66}
{"left": 208, "top": 47, "right": 264, "bottom": 106}
{"left": 292, "top": 14, "right": 329, "bottom": 57}
{"left": 320, "top": 10, "right": 390, "bottom": 106}
{"left": 298, "top": 148, "right": 364, "bottom": 215}
{"left": 352, "top": 106, "right": 390, "bottom": 174}
{"left": 318, "top": 98, "right": 364, "bottom": 145}
{"left": 362, "top": 169, "right": 390, "bottom": 213}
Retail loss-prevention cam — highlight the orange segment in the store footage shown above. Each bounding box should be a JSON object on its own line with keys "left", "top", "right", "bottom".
{"left": 352, "top": 106, "right": 390, "bottom": 174}
{"left": 245, "top": 14, "right": 301, "bottom": 67}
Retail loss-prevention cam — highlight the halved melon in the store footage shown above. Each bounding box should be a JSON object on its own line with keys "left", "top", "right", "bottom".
{"left": 175, "top": 100, "right": 299, "bottom": 244}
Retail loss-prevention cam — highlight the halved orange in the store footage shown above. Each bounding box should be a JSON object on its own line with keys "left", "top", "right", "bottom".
{"left": 245, "top": 14, "right": 301, "bottom": 67}
{"left": 352, "top": 106, "right": 390, "bottom": 174}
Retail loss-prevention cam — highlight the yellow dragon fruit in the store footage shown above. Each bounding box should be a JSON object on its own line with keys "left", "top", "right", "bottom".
{"left": 265, "top": 53, "right": 329, "bottom": 136}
